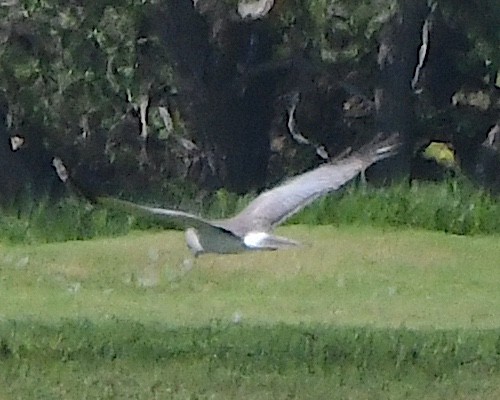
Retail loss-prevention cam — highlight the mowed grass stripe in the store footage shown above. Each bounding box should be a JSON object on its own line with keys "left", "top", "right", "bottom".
{"left": 0, "top": 319, "right": 499, "bottom": 399}
{"left": 0, "top": 225, "right": 499, "bottom": 329}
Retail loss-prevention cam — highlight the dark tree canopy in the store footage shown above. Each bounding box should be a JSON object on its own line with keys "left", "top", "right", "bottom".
{"left": 0, "top": 0, "right": 498, "bottom": 207}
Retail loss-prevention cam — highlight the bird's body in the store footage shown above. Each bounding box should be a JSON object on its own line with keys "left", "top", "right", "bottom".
{"left": 53, "top": 134, "right": 400, "bottom": 256}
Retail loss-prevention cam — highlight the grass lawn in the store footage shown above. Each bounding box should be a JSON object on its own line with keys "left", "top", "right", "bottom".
{"left": 0, "top": 225, "right": 499, "bottom": 398}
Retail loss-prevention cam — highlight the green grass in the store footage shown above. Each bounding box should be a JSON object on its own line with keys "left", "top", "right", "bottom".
{"left": 291, "top": 180, "right": 500, "bottom": 235}
{"left": 1, "top": 321, "right": 499, "bottom": 399}
{"left": 0, "top": 226, "right": 499, "bottom": 398}
{"left": 1, "top": 225, "right": 499, "bottom": 328}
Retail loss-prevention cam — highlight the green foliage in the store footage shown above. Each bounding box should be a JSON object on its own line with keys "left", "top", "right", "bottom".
{"left": 280, "top": 0, "right": 397, "bottom": 64}
{"left": 0, "top": 0, "right": 175, "bottom": 168}
{"left": 202, "top": 188, "right": 253, "bottom": 219}
{"left": 440, "top": 0, "right": 500, "bottom": 71}
{"left": 0, "top": 0, "right": 498, "bottom": 203}
{"left": 0, "top": 197, "right": 132, "bottom": 244}
{"left": 292, "top": 179, "right": 500, "bottom": 235}
{"left": 1, "top": 180, "right": 499, "bottom": 244}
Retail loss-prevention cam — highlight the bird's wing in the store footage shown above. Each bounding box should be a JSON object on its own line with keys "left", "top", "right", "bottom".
{"left": 52, "top": 157, "right": 236, "bottom": 237}
{"left": 230, "top": 134, "right": 400, "bottom": 232}
{"left": 96, "top": 196, "right": 232, "bottom": 233}
{"left": 97, "top": 197, "right": 249, "bottom": 254}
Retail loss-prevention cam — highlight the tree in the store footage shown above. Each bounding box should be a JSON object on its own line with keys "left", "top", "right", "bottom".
{"left": 0, "top": 0, "right": 499, "bottom": 207}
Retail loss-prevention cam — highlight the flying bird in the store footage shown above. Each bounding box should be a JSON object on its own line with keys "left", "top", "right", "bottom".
{"left": 52, "top": 134, "right": 399, "bottom": 256}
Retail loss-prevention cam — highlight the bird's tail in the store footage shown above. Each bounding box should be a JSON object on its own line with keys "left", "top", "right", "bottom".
{"left": 243, "top": 232, "right": 301, "bottom": 250}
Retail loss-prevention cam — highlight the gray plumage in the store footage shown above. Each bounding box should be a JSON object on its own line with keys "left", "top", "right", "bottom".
{"left": 53, "top": 134, "right": 400, "bottom": 256}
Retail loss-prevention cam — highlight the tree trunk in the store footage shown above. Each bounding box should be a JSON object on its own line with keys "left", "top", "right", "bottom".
{"left": 368, "top": 0, "right": 429, "bottom": 183}
{"left": 150, "top": 0, "right": 280, "bottom": 193}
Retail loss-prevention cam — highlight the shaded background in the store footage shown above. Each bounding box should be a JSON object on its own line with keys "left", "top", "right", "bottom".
{"left": 0, "top": 0, "right": 499, "bottom": 210}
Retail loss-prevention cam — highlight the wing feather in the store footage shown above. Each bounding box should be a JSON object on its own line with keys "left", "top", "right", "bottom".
{"left": 96, "top": 196, "right": 232, "bottom": 234}
{"left": 230, "top": 159, "right": 363, "bottom": 232}
{"left": 230, "top": 134, "right": 400, "bottom": 232}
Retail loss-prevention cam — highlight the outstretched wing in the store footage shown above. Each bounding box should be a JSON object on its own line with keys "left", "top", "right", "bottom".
{"left": 96, "top": 196, "right": 226, "bottom": 232}
{"left": 229, "top": 134, "right": 400, "bottom": 233}
{"left": 52, "top": 157, "right": 235, "bottom": 237}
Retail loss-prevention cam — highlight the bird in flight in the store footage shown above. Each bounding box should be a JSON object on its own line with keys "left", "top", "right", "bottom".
{"left": 53, "top": 134, "right": 400, "bottom": 257}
